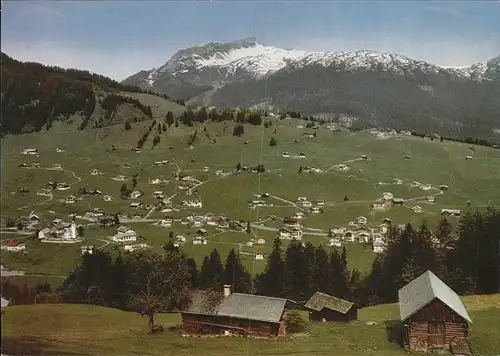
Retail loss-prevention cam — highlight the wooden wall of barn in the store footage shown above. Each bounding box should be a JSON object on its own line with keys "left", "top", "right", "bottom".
{"left": 405, "top": 298, "right": 469, "bottom": 352}
{"left": 181, "top": 313, "right": 285, "bottom": 336}
{"left": 309, "top": 306, "right": 358, "bottom": 322}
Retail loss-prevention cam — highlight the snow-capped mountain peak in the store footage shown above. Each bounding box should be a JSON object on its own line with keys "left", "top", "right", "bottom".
{"left": 125, "top": 38, "right": 499, "bottom": 92}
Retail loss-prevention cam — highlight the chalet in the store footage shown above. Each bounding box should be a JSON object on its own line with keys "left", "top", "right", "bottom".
{"left": 372, "top": 198, "right": 390, "bottom": 210}
{"left": 124, "top": 243, "right": 148, "bottom": 252}
{"left": 315, "top": 200, "right": 325, "bottom": 206}
{"left": 301, "top": 200, "right": 312, "bottom": 208}
{"left": 130, "top": 190, "right": 143, "bottom": 199}
{"left": 393, "top": 198, "right": 405, "bottom": 205}
{"left": 81, "top": 245, "right": 94, "bottom": 255}
{"left": 176, "top": 235, "right": 186, "bottom": 243}
{"left": 196, "top": 228, "right": 208, "bottom": 236}
{"left": 111, "top": 175, "right": 127, "bottom": 181}
{"left": 441, "top": 209, "right": 461, "bottom": 217}
{"left": 255, "top": 254, "right": 264, "bottom": 260}
{"left": 19, "top": 163, "right": 28, "bottom": 168}
{"left": 149, "top": 178, "right": 162, "bottom": 184}
{"left": 129, "top": 202, "right": 141, "bottom": 209}
{"left": 412, "top": 206, "right": 423, "bottom": 213}
{"left": 256, "top": 238, "right": 266, "bottom": 245}
{"left": 439, "top": 185, "right": 449, "bottom": 191}
{"left": 356, "top": 216, "right": 368, "bottom": 225}
{"left": 304, "top": 292, "right": 357, "bottom": 322}
{"left": 103, "top": 195, "right": 113, "bottom": 201}
{"left": 217, "top": 220, "right": 229, "bottom": 230}
{"left": 22, "top": 148, "right": 38, "bottom": 155}
{"left": 90, "top": 169, "right": 102, "bottom": 176}
{"left": 278, "top": 227, "right": 291, "bottom": 240}
{"left": 382, "top": 192, "right": 394, "bottom": 200}
{"left": 112, "top": 226, "right": 137, "bottom": 242}
{"left": 373, "top": 238, "right": 386, "bottom": 253}
{"left": 56, "top": 183, "right": 70, "bottom": 191}
{"left": 32, "top": 163, "right": 41, "bottom": 168}
{"left": 399, "top": 270, "right": 472, "bottom": 353}
{"left": 1, "top": 240, "right": 26, "bottom": 252}
{"left": 229, "top": 221, "right": 246, "bottom": 232}
{"left": 404, "top": 155, "right": 411, "bottom": 160}
{"left": 329, "top": 238, "right": 341, "bottom": 247}
{"left": 193, "top": 238, "right": 207, "bottom": 245}
{"left": 283, "top": 216, "right": 301, "bottom": 227}
{"left": 465, "top": 155, "right": 472, "bottom": 160}
{"left": 356, "top": 230, "right": 370, "bottom": 243}
{"left": 427, "top": 196, "right": 435, "bottom": 203}
{"left": 181, "top": 286, "right": 288, "bottom": 336}
{"left": 311, "top": 207, "right": 322, "bottom": 214}
{"left": 65, "top": 195, "right": 76, "bottom": 204}
{"left": 290, "top": 228, "right": 303, "bottom": 240}
{"left": 394, "top": 178, "right": 403, "bottom": 185}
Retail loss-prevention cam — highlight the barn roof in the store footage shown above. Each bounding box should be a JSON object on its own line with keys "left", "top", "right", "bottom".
{"left": 304, "top": 292, "right": 354, "bottom": 314}
{"left": 398, "top": 270, "right": 472, "bottom": 323}
{"left": 182, "top": 291, "right": 287, "bottom": 323}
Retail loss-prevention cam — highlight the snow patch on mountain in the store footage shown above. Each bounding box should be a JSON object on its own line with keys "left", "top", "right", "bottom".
{"left": 136, "top": 39, "right": 498, "bottom": 89}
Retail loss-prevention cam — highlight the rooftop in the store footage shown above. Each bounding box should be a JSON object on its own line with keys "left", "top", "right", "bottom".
{"left": 183, "top": 291, "right": 287, "bottom": 323}
{"left": 304, "top": 292, "right": 354, "bottom": 314}
{"left": 398, "top": 270, "right": 472, "bottom": 323}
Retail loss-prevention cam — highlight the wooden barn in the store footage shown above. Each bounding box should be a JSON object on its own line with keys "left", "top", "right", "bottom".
{"left": 399, "top": 270, "right": 472, "bottom": 353}
{"left": 304, "top": 291, "right": 357, "bottom": 322}
{"left": 181, "top": 285, "right": 288, "bottom": 337}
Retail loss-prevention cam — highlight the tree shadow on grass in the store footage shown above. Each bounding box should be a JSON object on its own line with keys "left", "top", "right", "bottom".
{"left": 1, "top": 336, "right": 84, "bottom": 356}
{"left": 385, "top": 320, "right": 405, "bottom": 348}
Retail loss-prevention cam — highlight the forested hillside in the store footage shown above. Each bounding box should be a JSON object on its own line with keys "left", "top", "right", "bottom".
{"left": 0, "top": 53, "right": 183, "bottom": 135}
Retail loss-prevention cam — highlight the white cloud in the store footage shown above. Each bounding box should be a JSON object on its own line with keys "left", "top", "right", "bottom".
{"left": 2, "top": 41, "right": 177, "bottom": 81}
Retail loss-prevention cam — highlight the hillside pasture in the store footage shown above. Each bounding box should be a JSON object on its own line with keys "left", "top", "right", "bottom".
{"left": 2, "top": 119, "right": 500, "bottom": 278}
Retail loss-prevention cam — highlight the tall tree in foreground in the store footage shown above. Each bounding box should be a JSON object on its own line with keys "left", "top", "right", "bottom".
{"left": 127, "top": 253, "right": 192, "bottom": 333}
{"left": 224, "top": 249, "right": 251, "bottom": 293}
{"left": 258, "top": 237, "right": 284, "bottom": 297}
{"left": 312, "top": 245, "right": 332, "bottom": 295}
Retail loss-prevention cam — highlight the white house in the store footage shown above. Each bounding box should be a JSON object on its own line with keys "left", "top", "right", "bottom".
{"left": 356, "top": 216, "right": 368, "bottom": 225}
{"left": 81, "top": 245, "right": 94, "bottom": 255}
{"left": 176, "top": 235, "right": 186, "bottom": 243}
{"left": 130, "top": 191, "right": 143, "bottom": 199}
{"left": 301, "top": 200, "right": 312, "bottom": 208}
{"left": 111, "top": 175, "right": 127, "bottom": 181}
{"left": 256, "top": 238, "right": 266, "bottom": 245}
{"left": 158, "top": 219, "right": 172, "bottom": 228}
{"left": 441, "top": 209, "right": 461, "bottom": 217}
{"left": 311, "top": 207, "right": 322, "bottom": 214}
{"left": 65, "top": 195, "right": 76, "bottom": 204}
{"left": 411, "top": 206, "right": 423, "bottom": 213}
{"left": 373, "top": 239, "right": 386, "bottom": 253}
{"left": 103, "top": 195, "right": 113, "bottom": 201}
{"left": 329, "top": 238, "right": 342, "bottom": 247}
{"left": 112, "top": 226, "right": 137, "bottom": 242}
{"left": 255, "top": 254, "right": 264, "bottom": 260}
{"left": 382, "top": 192, "right": 394, "bottom": 200}
{"left": 124, "top": 243, "right": 148, "bottom": 252}
{"left": 22, "top": 148, "right": 38, "bottom": 155}
{"left": 278, "top": 227, "right": 291, "bottom": 239}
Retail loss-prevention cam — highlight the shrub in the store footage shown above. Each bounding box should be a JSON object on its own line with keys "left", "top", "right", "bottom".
{"left": 284, "top": 310, "right": 307, "bottom": 333}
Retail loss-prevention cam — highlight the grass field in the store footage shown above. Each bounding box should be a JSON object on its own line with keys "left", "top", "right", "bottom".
{"left": 2, "top": 119, "right": 500, "bottom": 280}
{"left": 2, "top": 294, "right": 499, "bottom": 356}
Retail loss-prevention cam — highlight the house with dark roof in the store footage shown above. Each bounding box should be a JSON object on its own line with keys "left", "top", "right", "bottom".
{"left": 181, "top": 285, "right": 288, "bottom": 336}
{"left": 304, "top": 292, "right": 357, "bottom": 322}
{"left": 398, "top": 270, "right": 472, "bottom": 353}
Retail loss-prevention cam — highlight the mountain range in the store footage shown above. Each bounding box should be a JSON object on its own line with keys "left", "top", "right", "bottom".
{"left": 122, "top": 37, "right": 500, "bottom": 140}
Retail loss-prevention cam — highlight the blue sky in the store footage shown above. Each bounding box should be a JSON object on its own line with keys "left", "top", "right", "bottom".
{"left": 2, "top": 1, "right": 499, "bottom": 81}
